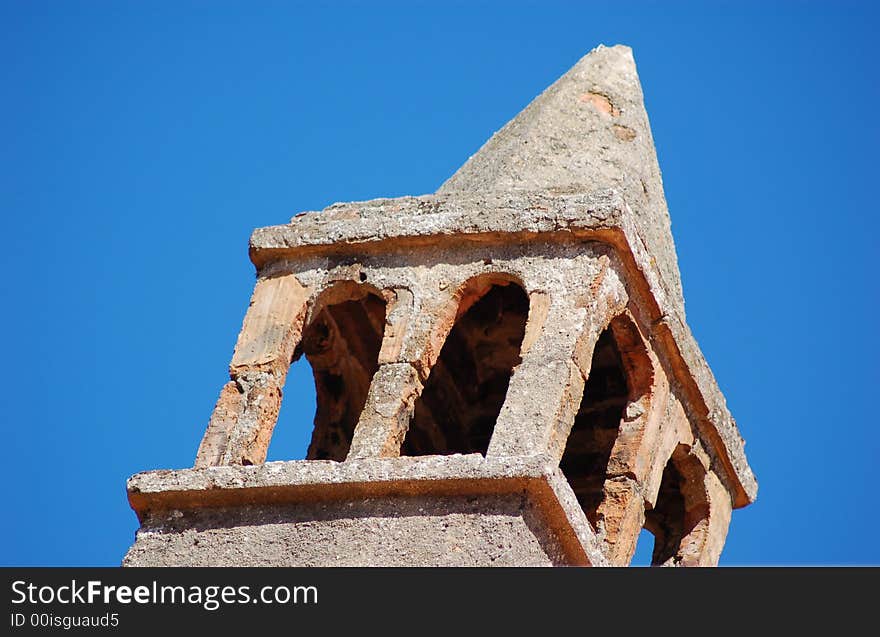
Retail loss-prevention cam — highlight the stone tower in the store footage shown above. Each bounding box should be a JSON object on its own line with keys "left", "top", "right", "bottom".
{"left": 124, "top": 45, "right": 756, "bottom": 567}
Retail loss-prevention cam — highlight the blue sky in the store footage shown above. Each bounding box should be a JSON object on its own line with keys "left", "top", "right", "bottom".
{"left": 2, "top": 1, "right": 877, "bottom": 566}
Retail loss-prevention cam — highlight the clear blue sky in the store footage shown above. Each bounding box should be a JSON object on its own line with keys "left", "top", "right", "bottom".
{"left": 2, "top": 1, "right": 877, "bottom": 566}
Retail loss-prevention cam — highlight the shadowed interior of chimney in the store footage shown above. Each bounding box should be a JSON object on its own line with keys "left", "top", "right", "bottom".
{"left": 294, "top": 291, "right": 387, "bottom": 461}
{"left": 560, "top": 327, "right": 629, "bottom": 527}
{"left": 401, "top": 282, "right": 529, "bottom": 456}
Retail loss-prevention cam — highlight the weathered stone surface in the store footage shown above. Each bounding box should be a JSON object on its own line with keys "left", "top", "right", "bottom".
{"left": 194, "top": 381, "right": 245, "bottom": 468}
{"left": 251, "top": 191, "right": 624, "bottom": 260}
{"left": 230, "top": 273, "right": 310, "bottom": 371}
{"left": 347, "top": 362, "right": 422, "bottom": 459}
{"left": 641, "top": 444, "right": 729, "bottom": 567}
{"left": 124, "top": 495, "right": 566, "bottom": 567}
{"left": 642, "top": 390, "right": 693, "bottom": 508}
{"left": 604, "top": 313, "right": 669, "bottom": 485}
{"left": 194, "top": 371, "right": 284, "bottom": 468}
{"left": 127, "top": 455, "right": 608, "bottom": 566}
{"left": 594, "top": 477, "right": 646, "bottom": 565}
{"left": 696, "top": 469, "right": 733, "bottom": 566}
{"left": 126, "top": 44, "right": 755, "bottom": 568}
{"left": 438, "top": 45, "right": 683, "bottom": 312}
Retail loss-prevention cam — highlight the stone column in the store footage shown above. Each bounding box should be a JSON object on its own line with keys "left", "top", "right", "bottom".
{"left": 488, "top": 257, "right": 628, "bottom": 460}
{"left": 672, "top": 444, "right": 734, "bottom": 567}
{"left": 195, "top": 273, "right": 311, "bottom": 467}
{"left": 346, "top": 284, "right": 452, "bottom": 459}
{"left": 593, "top": 313, "right": 670, "bottom": 564}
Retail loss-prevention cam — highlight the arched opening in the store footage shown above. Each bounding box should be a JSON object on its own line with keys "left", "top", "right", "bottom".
{"left": 559, "top": 326, "right": 630, "bottom": 526}
{"left": 630, "top": 528, "right": 655, "bottom": 566}
{"left": 643, "top": 456, "right": 687, "bottom": 564}
{"left": 401, "top": 280, "right": 529, "bottom": 456}
{"left": 560, "top": 313, "right": 655, "bottom": 542}
{"left": 641, "top": 446, "right": 710, "bottom": 566}
{"left": 268, "top": 283, "right": 387, "bottom": 462}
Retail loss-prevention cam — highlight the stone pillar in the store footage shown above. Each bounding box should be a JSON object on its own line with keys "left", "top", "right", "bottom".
{"left": 489, "top": 258, "right": 628, "bottom": 460}
{"left": 346, "top": 283, "right": 451, "bottom": 459}
{"left": 672, "top": 444, "right": 734, "bottom": 567}
{"left": 592, "top": 313, "right": 669, "bottom": 564}
{"left": 195, "top": 273, "right": 310, "bottom": 467}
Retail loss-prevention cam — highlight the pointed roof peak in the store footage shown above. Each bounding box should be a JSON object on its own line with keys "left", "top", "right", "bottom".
{"left": 437, "top": 44, "right": 683, "bottom": 308}
{"left": 437, "top": 43, "right": 645, "bottom": 197}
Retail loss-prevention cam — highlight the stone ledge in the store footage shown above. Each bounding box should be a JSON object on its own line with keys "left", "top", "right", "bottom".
{"left": 249, "top": 190, "right": 626, "bottom": 267}
{"left": 127, "top": 454, "right": 608, "bottom": 566}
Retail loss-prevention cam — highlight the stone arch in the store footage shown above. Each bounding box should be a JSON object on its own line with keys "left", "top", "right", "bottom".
{"left": 287, "top": 280, "right": 388, "bottom": 461}
{"left": 641, "top": 444, "right": 717, "bottom": 566}
{"left": 560, "top": 311, "right": 657, "bottom": 545}
{"left": 401, "top": 274, "right": 530, "bottom": 456}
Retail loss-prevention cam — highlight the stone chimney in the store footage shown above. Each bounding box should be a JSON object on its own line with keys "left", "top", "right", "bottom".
{"left": 124, "top": 45, "right": 756, "bottom": 567}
